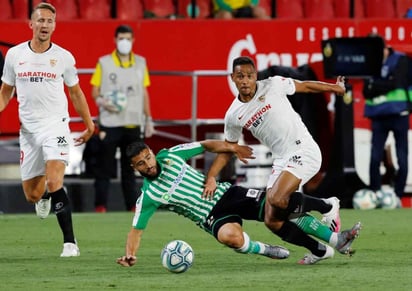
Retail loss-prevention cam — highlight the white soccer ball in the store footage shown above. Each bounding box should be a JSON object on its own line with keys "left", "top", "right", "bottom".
{"left": 352, "top": 188, "right": 378, "bottom": 210}
{"left": 103, "top": 90, "right": 127, "bottom": 112}
{"left": 376, "top": 188, "right": 401, "bottom": 209}
{"left": 161, "top": 240, "right": 194, "bottom": 273}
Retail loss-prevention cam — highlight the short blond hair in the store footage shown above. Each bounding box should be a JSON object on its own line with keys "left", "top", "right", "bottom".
{"left": 31, "top": 2, "right": 56, "bottom": 19}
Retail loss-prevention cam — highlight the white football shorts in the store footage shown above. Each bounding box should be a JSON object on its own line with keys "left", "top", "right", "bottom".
{"left": 19, "top": 119, "right": 72, "bottom": 181}
{"left": 266, "top": 141, "right": 322, "bottom": 190}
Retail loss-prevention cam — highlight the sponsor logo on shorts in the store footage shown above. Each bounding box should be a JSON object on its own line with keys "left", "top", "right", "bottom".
{"left": 205, "top": 215, "right": 214, "bottom": 227}
{"left": 246, "top": 189, "right": 263, "bottom": 201}
{"left": 57, "top": 136, "right": 68, "bottom": 144}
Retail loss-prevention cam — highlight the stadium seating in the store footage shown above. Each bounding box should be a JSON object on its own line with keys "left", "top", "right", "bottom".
{"left": 50, "top": 0, "right": 79, "bottom": 19}
{"left": 304, "top": 0, "right": 335, "bottom": 19}
{"left": 30, "top": 0, "right": 79, "bottom": 19}
{"left": 0, "top": 0, "right": 13, "bottom": 20}
{"left": 79, "top": 0, "right": 111, "bottom": 19}
{"left": 178, "top": 0, "right": 212, "bottom": 18}
{"left": 276, "top": 0, "right": 304, "bottom": 18}
{"left": 333, "top": 0, "right": 350, "bottom": 18}
{"left": 11, "top": 0, "right": 29, "bottom": 19}
{"left": 117, "top": 0, "right": 144, "bottom": 20}
{"left": 364, "top": 0, "right": 396, "bottom": 18}
{"left": 143, "top": 0, "right": 176, "bottom": 18}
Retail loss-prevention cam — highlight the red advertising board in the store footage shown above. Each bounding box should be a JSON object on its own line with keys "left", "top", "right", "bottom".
{"left": 1, "top": 19, "right": 412, "bottom": 136}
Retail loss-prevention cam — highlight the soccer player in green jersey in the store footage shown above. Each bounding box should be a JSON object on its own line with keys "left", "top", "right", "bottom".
{"left": 117, "top": 140, "right": 360, "bottom": 267}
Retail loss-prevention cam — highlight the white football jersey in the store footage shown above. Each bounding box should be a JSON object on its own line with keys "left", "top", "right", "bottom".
{"left": 1, "top": 41, "right": 79, "bottom": 133}
{"left": 224, "top": 76, "right": 317, "bottom": 158}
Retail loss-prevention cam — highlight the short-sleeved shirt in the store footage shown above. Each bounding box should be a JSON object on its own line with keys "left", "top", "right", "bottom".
{"left": 1, "top": 41, "right": 78, "bottom": 133}
{"left": 132, "top": 142, "right": 232, "bottom": 230}
{"left": 224, "top": 76, "right": 317, "bottom": 158}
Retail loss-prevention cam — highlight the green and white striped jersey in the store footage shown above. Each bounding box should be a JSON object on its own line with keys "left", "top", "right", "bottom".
{"left": 132, "top": 142, "right": 232, "bottom": 230}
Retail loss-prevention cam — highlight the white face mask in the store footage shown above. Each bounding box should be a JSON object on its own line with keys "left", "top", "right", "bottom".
{"left": 117, "top": 39, "right": 132, "bottom": 55}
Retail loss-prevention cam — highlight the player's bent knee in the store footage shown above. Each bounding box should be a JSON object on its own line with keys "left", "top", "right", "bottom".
{"left": 46, "top": 180, "right": 64, "bottom": 193}
{"left": 267, "top": 194, "right": 288, "bottom": 209}
{"left": 25, "top": 192, "right": 41, "bottom": 204}
{"left": 264, "top": 215, "right": 283, "bottom": 232}
{"left": 217, "top": 228, "right": 243, "bottom": 248}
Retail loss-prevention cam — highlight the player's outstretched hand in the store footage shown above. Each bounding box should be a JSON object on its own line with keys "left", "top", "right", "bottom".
{"left": 116, "top": 255, "right": 137, "bottom": 267}
{"left": 233, "top": 144, "right": 255, "bottom": 164}
{"left": 202, "top": 176, "right": 217, "bottom": 200}
{"left": 335, "top": 76, "right": 346, "bottom": 96}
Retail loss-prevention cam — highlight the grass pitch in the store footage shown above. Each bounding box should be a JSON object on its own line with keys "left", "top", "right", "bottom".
{"left": 1, "top": 209, "right": 412, "bottom": 290}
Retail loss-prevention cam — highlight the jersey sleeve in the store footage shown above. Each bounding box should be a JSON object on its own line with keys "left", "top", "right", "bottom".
{"left": 273, "top": 75, "right": 296, "bottom": 96}
{"left": 166, "top": 142, "right": 205, "bottom": 161}
{"left": 1, "top": 47, "right": 16, "bottom": 86}
{"left": 63, "top": 51, "right": 79, "bottom": 87}
{"left": 224, "top": 110, "right": 243, "bottom": 143}
{"left": 132, "top": 190, "right": 159, "bottom": 230}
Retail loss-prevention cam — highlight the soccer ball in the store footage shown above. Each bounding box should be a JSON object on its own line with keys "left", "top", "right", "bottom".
{"left": 161, "top": 240, "right": 194, "bottom": 273}
{"left": 352, "top": 188, "right": 378, "bottom": 210}
{"left": 103, "top": 90, "right": 127, "bottom": 112}
{"left": 376, "top": 188, "right": 401, "bottom": 209}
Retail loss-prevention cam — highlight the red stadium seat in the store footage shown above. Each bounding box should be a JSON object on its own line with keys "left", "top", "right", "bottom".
{"left": 395, "top": 0, "right": 412, "bottom": 17}
{"left": 143, "top": 0, "right": 176, "bottom": 18}
{"left": 48, "top": 0, "right": 79, "bottom": 19}
{"left": 12, "top": 0, "right": 30, "bottom": 19}
{"left": 117, "top": 0, "right": 144, "bottom": 20}
{"left": 79, "top": 0, "right": 111, "bottom": 19}
{"left": 31, "top": 0, "right": 79, "bottom": 19}
{"left": 178, "top": 0, "right": 212, "bottom": 18}
{"left": 304, "top": 0, "right": 335, "bottom": 19}
{"left": 0, "top": 0, "right": 13, "bottom": 20}
{"left": 334, "top": 0, "right": 350, "bottom": 18}
{"left": 364, "top": 0, "right": 396, "bottom": 18}
{"left": 331, "top": 0, "right": 365, "bottom": 19}
{"left": 354, "top": 0, "right": 366, "bottom": 18}
{"left": 276, "top": 0, "right": 304, "bottom": 18}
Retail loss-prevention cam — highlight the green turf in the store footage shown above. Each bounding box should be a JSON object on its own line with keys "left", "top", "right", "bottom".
{"left": 1, "top": 209, "right": 412, "bottom": 290}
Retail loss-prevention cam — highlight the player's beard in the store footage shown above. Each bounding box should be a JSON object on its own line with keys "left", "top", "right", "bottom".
{"left": 141, "top": 163, "right": 161, "bottom": 180}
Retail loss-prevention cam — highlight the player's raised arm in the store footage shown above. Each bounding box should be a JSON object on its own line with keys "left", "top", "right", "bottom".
{"left": 200, "top": 139, "right": 255, "bottom": 163}
{"left": 294, "top": 76, "right": 346, "bottom": 96}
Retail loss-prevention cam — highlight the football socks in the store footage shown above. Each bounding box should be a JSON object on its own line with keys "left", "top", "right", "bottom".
{"left": 51, "top": 187, "right": 75, "bottom": 244}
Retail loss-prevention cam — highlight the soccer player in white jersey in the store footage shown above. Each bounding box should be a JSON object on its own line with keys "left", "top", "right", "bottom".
{"left": 0, "top": 3, "right": 95, "bottom": 257}
{"left": 204, "top": 56, "right": 349, "bottom": 264}
{"left": 116, "top": 140, "right": 360, "bottom": 267}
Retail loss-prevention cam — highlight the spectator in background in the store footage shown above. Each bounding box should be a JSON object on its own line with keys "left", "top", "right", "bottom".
{"left": 90, "top": 24, "right": 155, "bottom": 213}
{"left": 363, "top": 34, "right": 410, "bottom": 199}
{"left": 213, "top": 0, "right": 270, "bottom": 19}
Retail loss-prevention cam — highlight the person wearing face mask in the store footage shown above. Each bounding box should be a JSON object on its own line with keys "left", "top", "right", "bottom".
{"left": 89, "top": 24, "right": 154, "bottom": 212}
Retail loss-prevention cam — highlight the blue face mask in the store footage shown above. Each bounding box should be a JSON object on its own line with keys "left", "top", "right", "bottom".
{"left": 117, "top": 39, "right": 132, "bottom": 55}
